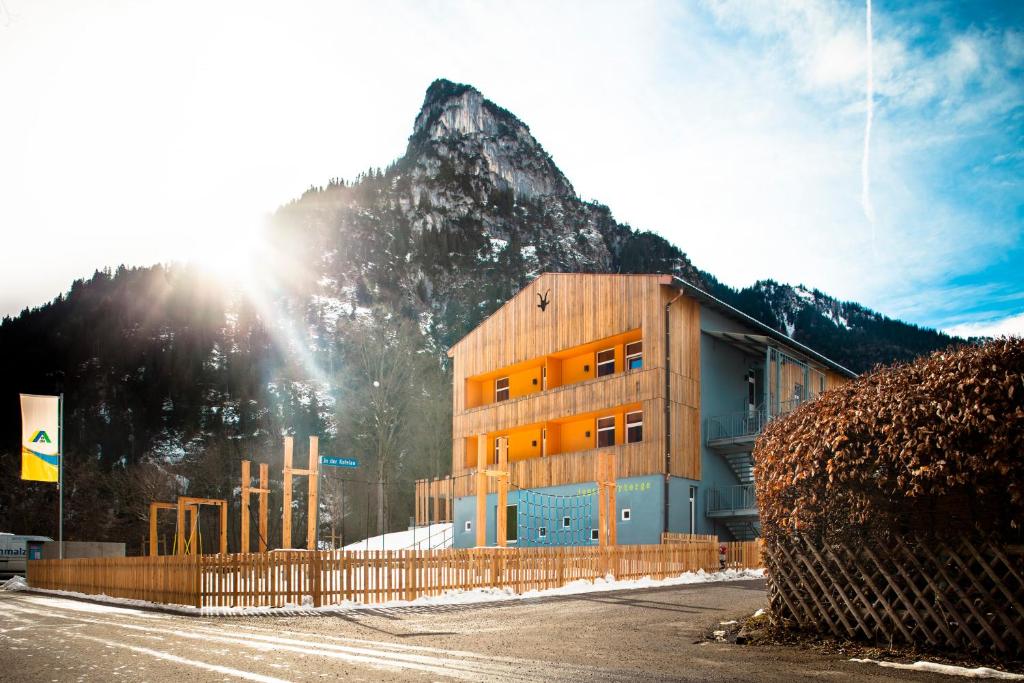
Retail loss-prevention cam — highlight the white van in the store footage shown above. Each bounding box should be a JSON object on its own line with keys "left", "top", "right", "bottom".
{"left": 0, "top": 532, "right": 53, "bottom": 577}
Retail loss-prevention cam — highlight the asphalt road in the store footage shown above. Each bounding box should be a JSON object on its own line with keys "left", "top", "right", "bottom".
{"left": 0, "top": 581, "right": 958, "bottom": 682}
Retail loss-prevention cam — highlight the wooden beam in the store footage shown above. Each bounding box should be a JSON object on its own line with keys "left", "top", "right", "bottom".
{"left": 258, "top": 463, "right": 268, "bottom": 553}
{"left": 432, "top": 479, "right": 440, "bottom": 527}
{"left": 607, "top": 453, "right": 617, "bottom": 546}
{"left": 178, "top": 497, "right": 228, "bottom": 507}
{"left": 283, "top": 436, "right": 293, "bottom": 549}
{"left": 189, "top": 503, "right": 198, "bottom": 554}
{"left": 241, "top": 460, "right": 251, "bottom": 554}
{"left": 476, "top": 435, "right": 487, "bottom": 547}
{"left": 219, "top": 498, "right": 228, "bottom": 555}
{"left": 307, "top": 436, "right": 319, "bottom": 551}
{"left": 176, "top": 498, "right": 186, "bottom": 555}
{"left": 476, "top": 471, "right": 487, "bottom": 548}
{"left": 496, "top": 438, "right": 508, "bottom": 547}
{"left": 149, "top": 502, "right": 159, "bottom": 557}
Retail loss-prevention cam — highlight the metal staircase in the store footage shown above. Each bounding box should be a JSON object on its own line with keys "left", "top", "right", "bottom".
{"left": 723, "top": 519, "right": 760, "bottom": 542}
{"left": 724, "top": 452, "right": 755, "bottom": 485}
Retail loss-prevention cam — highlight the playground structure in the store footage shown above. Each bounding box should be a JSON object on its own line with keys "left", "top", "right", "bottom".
{"left": 473, "top": 436, "right": 618, "bottom": 548}
{"left": 148, "top": 501, "right": 197, "bottom": 556}
{"left": 282, "top": 435, "right": 319, "bottom": 550}
{"left": 595, "top": 451, "right": 617, "bottom": 546}
{"left": 146, "top": 433, "right": 616, "bottom": 556}
{"left": 240, "top": 460, "right": 269, "bottom": 553}
{"left": 148, "top": 435, "right": 322, "bottom": 556}
{"left": 148, "top": 499, "right": 227, "bottom": 556}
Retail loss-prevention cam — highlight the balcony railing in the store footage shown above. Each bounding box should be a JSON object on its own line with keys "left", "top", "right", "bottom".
{"left": 704, "top": 399, "right": 806, "bottom": 444}
{"left": 706, "top": 484, "right": 758, "bottom": 516}
{"left": 705, "top": 410, "right": 768, "bottom": 443}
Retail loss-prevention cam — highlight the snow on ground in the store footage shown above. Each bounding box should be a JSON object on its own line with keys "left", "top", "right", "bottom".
{"left": 1, "top": 576, "right": 27, "bottom": 591}
{"left": 851, "top": 659, "right": 1023, "bottom": 680}
{"left": 28, "top": 567, "right": 765, "bottom": 617}
{"left": 343, "top": 523, "right": 452, "bottom": 551}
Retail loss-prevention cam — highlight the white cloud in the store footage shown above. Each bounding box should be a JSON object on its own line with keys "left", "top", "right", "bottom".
{"left": 945, "top": 312, "right": 1024, "bottom": 339}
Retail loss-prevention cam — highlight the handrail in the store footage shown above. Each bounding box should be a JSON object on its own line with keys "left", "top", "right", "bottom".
{"left": 704, "top": 398, "right": 811, "bottom": 443}
{"left": 706, "top": 484, "right": 758, "bottom": 514}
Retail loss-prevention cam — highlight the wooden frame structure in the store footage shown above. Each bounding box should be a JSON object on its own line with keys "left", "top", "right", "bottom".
{"left": 282, "top": 436, "right": 319, "bottom": 550}
{"left": 475, "top": 436, "right": 509, "bottom": 547}
{"left": 149, "top": 501, "right": 197, "bottom": 557}
{"left": 595, "top": 451, "right": 617, "bottom": 546}
{"left": 175, "top": 496, "right": 228, "bottom": 556}
{"left": 240, "top": 460, "right": 270, "bottom": 554}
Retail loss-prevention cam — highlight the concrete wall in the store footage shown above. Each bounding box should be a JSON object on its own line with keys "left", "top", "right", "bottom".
{"left": 696, "top": 306, "right": 764, "bottom": 537}
{"left": 453, "top": 474, "right": 665, "bottom": 548}
{"left": 41, "top": 541, "right": 126, "bottom": 560}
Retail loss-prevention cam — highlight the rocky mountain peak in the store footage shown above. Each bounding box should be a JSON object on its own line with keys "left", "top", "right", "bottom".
{"left": 407, "top": 79, "right": 575, "bottom": 200}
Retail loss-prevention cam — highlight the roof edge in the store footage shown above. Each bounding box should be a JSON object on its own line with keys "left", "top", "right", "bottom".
{"left": 669, "top": 277, "right": 858, "bottom": 378}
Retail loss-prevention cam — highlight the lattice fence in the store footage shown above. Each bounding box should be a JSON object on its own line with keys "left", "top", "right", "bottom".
{"left": 765, "top": 535, "right": 1024, "bottom": 656}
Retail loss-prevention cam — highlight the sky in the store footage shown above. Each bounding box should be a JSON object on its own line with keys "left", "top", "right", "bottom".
{"left": 0, "top": 0, "right": 1021, "bottom": 336}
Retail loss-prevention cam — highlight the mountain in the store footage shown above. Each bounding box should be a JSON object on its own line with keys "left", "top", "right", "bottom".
{"left": 0, "top": 79, "right": 960, "bottom": 548}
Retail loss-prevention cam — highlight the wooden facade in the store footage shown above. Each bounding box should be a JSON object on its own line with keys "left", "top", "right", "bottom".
{"left": 446, "top": 273, "right": 702, "bottom": 495}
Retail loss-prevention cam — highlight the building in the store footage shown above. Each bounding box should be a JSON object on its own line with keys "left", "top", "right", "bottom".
{"left": 420, "top": 273, "right": 854, "bottom": 547}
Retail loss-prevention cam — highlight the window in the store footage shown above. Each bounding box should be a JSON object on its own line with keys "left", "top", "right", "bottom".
{"left": 793, "top": 383, "right": 803, "bottom": 401}
{"left": 493, "top": 437, "right": 507, "bottom": 464}
{"left": 626, "top": 411, "right": 643, "bottom": 444}
{"left": 591, "top": 528, "right": 599, "bottom": 541}
{"left": 625, "top": 341, "right": 642, "bottom": 370}
{"left": 465, "top": 520, "right": 473, "bottom": 533}
{"left": 597, "top": 416, "right": 616, "bottom": 447}
{"left": 506, "top": 505, "right": 518, "bottom": 543}
{"left": 562, "top": 516, "right": 571, "bottom": 529}
{"left": 495, "top": 377, "right": 510, "bottom": 402}
{"left": 621, "top": 508, "right": 631, "bottom": 521}
{"left": 688, "top": 486, "right": 697, "bottom": 535}
{"left": 538, "top": 526, "right": 547, "bottom": 539}
{"left": 596, "top": 349, "right": 615, "bottom": 377}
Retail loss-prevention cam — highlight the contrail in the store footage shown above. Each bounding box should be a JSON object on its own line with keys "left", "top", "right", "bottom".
{"left": 862, "top": 0, "right": 876, "bottom": 233}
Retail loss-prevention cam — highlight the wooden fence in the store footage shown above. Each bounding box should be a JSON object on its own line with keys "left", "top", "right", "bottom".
{"left": 765, "top": 535, "right": 1024, "bottom": 656}
{"left": 723, "top": 540, "right": 764, "bottom": 569}
{"left": 26, "top": 555, "right": 200, "bottom": 606}
{"left": 28, "top": 541, "right": 724, "bottom": 610}
{"left": 661, "top": 533, "right": 764, "bottom": 570}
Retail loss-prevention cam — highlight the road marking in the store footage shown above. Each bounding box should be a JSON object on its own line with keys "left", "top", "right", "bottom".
{"left": 4, "top": 594, "right": 636, "bottom": 682}
{"left": 59, "top": 631, "right": 291, "bottom": 683}
{"left": 3, "top": 602, "right": 524, "bottom": 681}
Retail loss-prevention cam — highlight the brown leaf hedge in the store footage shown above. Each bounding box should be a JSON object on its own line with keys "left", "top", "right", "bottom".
{"left": 753, "top": 338, "right": 1024, "bottom": 543}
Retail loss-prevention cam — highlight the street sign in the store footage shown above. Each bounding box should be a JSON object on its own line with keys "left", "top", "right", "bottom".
{"left": 320, "top": 456, "right": 359, "bottom": 469}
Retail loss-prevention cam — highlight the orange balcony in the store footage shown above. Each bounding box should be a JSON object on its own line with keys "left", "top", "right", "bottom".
{"left": 463, "top": 328, "right": 643, "bottom": 410}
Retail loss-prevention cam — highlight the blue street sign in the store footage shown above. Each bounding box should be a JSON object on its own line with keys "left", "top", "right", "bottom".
{"left": 320, "top": 456, "right": 359, "bottom": 469}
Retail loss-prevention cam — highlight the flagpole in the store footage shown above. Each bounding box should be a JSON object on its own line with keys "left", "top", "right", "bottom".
{"left": 58, "top": 393, "right": 64, "bottom": 560}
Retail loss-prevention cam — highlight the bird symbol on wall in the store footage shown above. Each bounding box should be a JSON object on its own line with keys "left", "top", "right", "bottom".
{"left": 537, "top": 289, "right": 551, "bottom": 312}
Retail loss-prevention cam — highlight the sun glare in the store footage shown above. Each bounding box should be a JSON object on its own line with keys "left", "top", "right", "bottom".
{"left": 185, "top": 213, "right": 269, "bottom": 288}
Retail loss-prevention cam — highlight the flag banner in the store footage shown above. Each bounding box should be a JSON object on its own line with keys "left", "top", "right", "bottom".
{"left": 20, "top": 394, "right": 60, "bottom": 482}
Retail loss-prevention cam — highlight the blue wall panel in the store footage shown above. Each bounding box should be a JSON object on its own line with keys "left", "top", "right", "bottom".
{"left": 453, "top": 475, "right": 665, "bottom": 548}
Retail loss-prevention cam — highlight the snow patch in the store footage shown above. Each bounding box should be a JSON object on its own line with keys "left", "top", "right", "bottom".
{"left": 30, "top": 568, "right": 766, "bottom": 617}
{"left": 343, "top": 524, "right": 452, "bottom": 551}
{"left": 851, "top": 659, "right": 1023, "bottom": 680}
{"left": 1, "top": 576, "right": 28, "bottom": 591}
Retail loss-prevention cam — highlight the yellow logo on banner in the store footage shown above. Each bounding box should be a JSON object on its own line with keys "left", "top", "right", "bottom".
{"left": 20, "top": 395, "right": 60, "bottom": 483}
